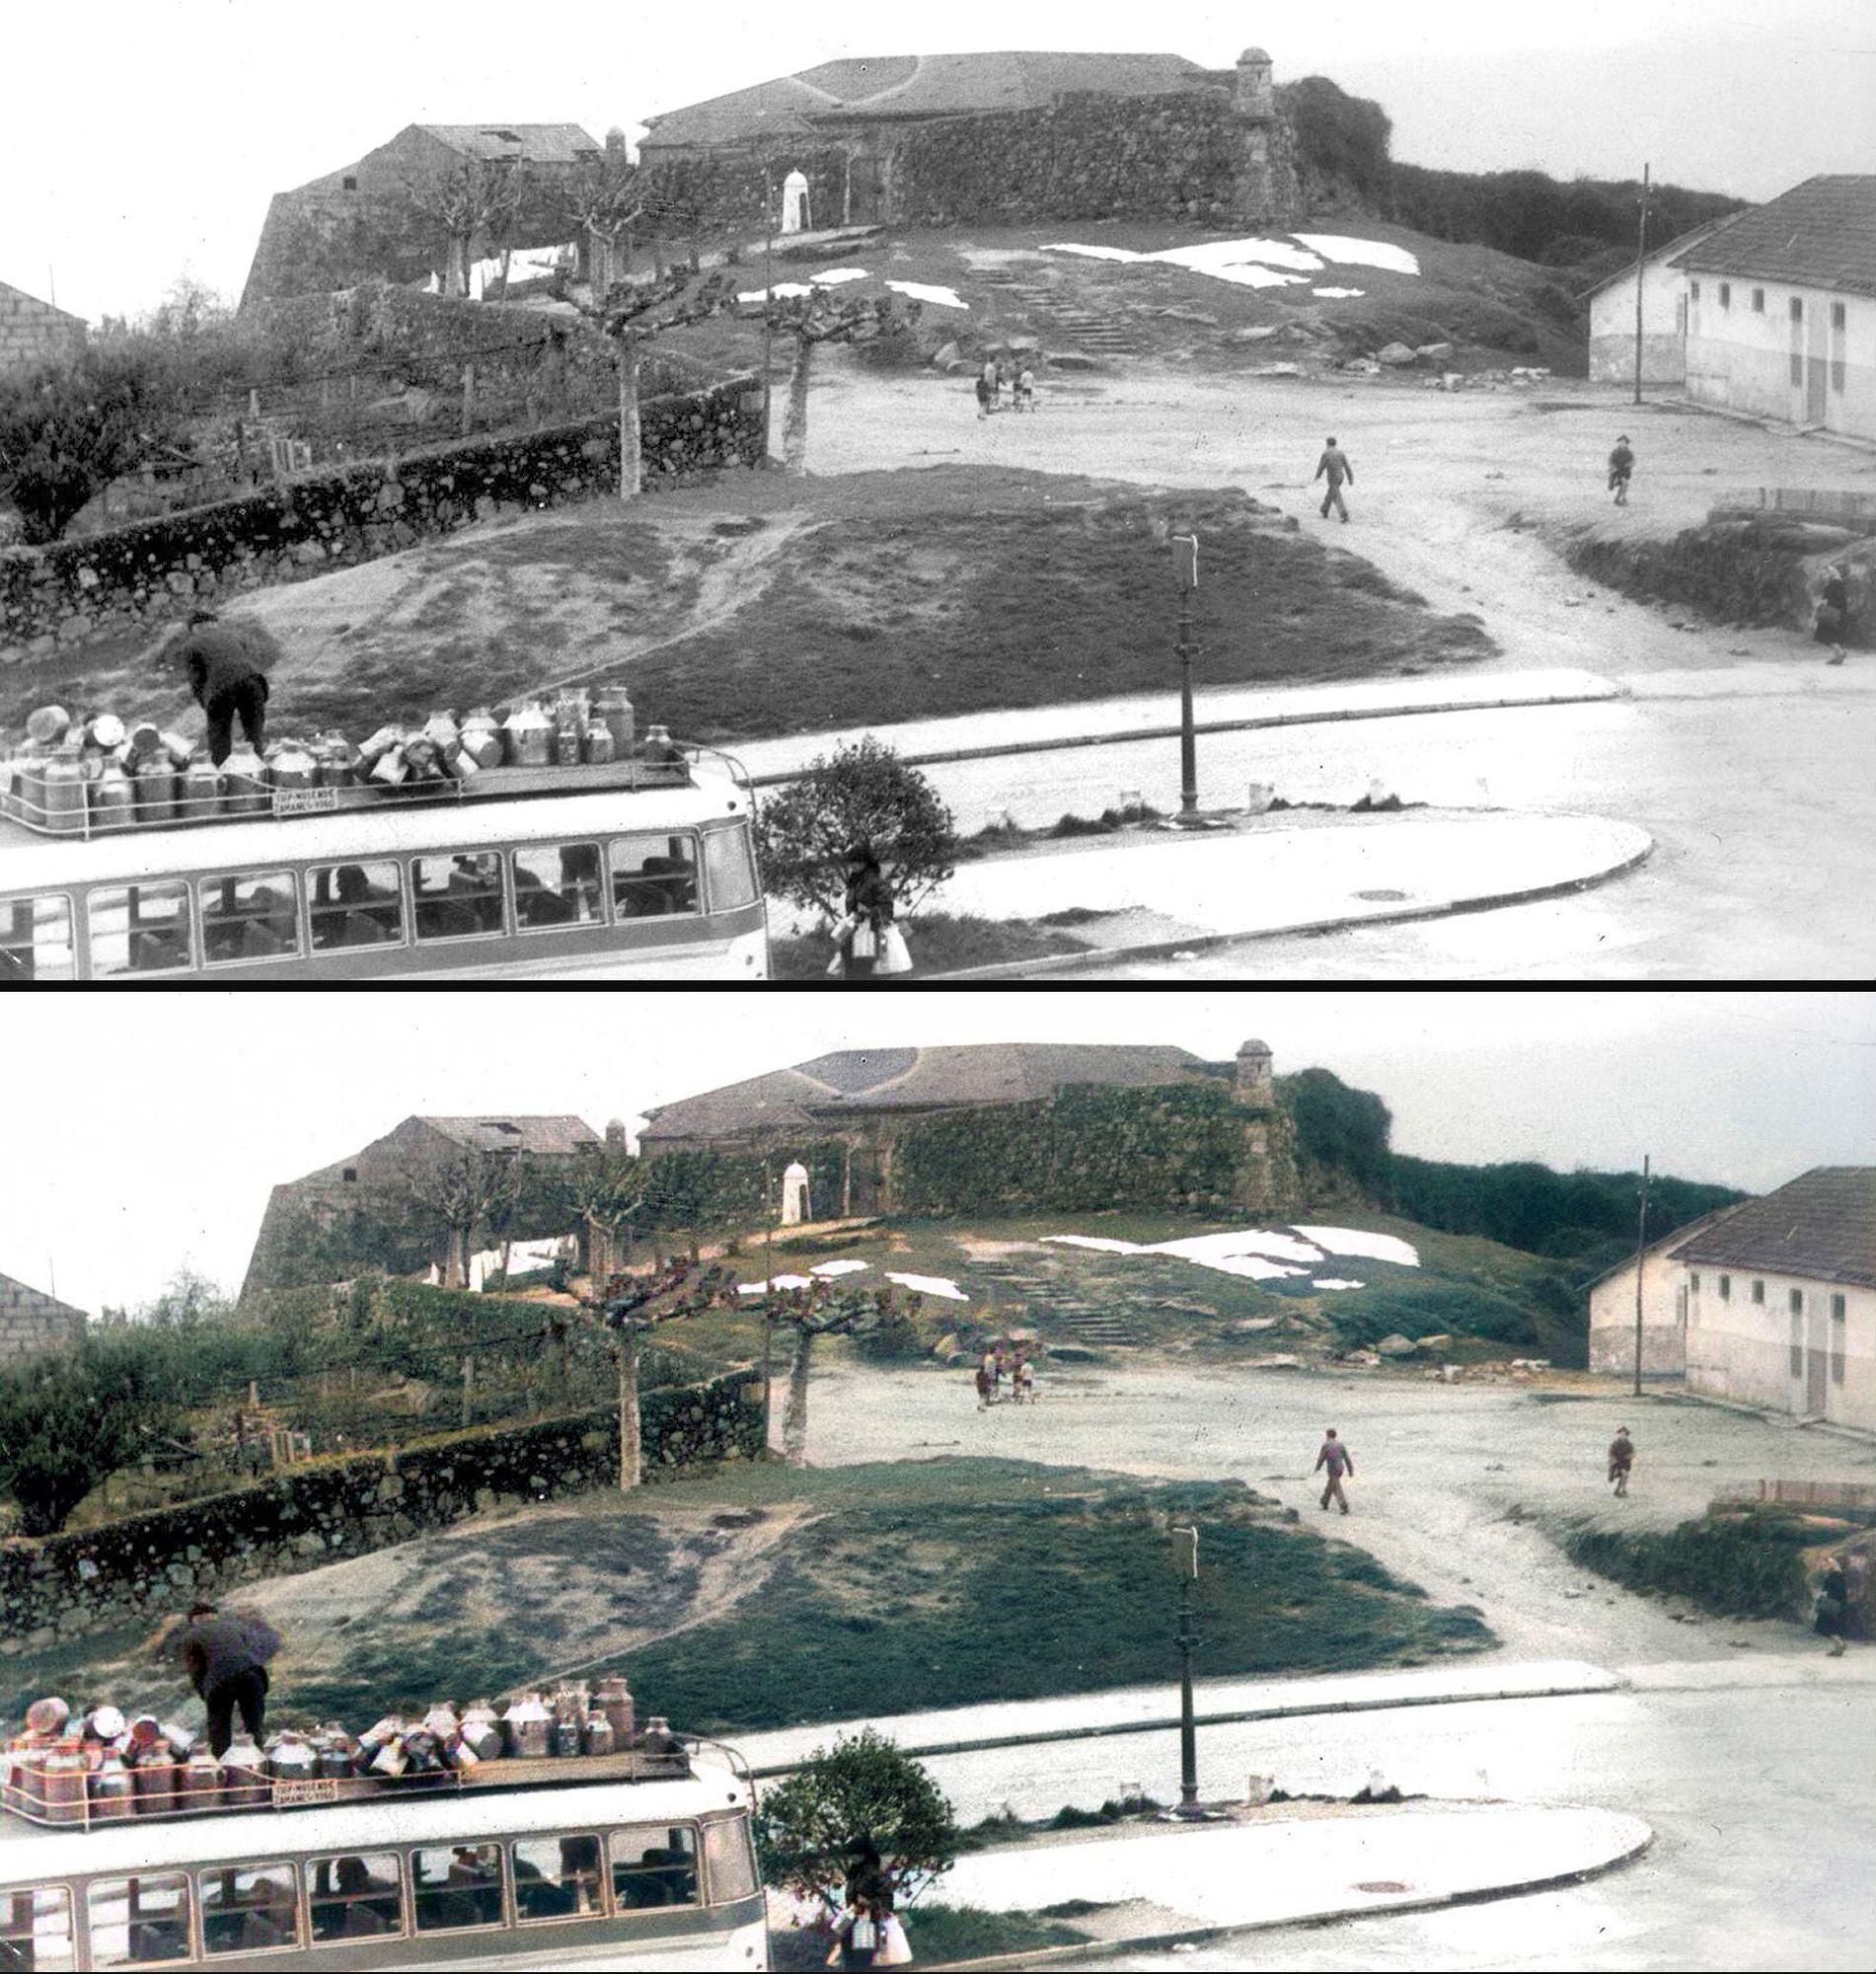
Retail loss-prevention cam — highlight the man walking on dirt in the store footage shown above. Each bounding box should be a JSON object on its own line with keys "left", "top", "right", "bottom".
{"left": 1314, "top": 1426, "right": 1354, "bottom": 1513}
{"left": 1608, "top": 1425, "right": 1634, "bottom": 1497}
{"left": 1608, "top": 435, "right": 1634, "bottom": 506}
{"left": 1313, "top": 436, "right": 1354, "bottom": 522}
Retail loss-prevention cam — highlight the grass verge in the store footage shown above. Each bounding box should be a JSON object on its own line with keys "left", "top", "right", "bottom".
{"left": 1563, "top": 1505, "right": 1813, "bottom": 1619}
{"left": 770, "top": 912, "right": 1090, "bottom": 980}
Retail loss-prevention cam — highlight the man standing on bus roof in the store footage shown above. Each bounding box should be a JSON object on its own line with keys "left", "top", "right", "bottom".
{"left": 181, "top": 1600, "right": 280, "bottom": 1756}
{"left": 173, "top": 610, "right": 270, "bottom": 766}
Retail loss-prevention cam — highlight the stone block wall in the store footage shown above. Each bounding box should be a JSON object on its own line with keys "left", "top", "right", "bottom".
{"left": 0, "top": 377, "right": 765, "bottom": 659}
{"left": 0, "top": 285, "right": 87, "bottom": 377}
{"left": 0, "top": 1279, "right": 86, "bottom": 1367}
{"left": 1, "top": 1369, "right": 764, "bottom": 1646}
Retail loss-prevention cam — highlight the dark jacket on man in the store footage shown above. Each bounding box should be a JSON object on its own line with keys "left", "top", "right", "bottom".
{"left": 183, "top": 1612, "right": 280, "bottom": 1756}
{"left": 177, "top": 620, "right": 269, "bottom": 766}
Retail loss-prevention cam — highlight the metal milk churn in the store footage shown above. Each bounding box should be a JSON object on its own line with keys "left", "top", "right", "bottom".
{"left": 594, "top": 686, "right": 636, "bottom": 758}
{"left": 266, "top": 739, "right": 319, "bottom": 794}
{"left": 130, "top": 746, "right": 180, "bottom": 826}
{"left": 552, "top": 710, "right": 584, "bottom": 768}
{"left": 221, "top": 1730, "right": 268, "bottom": 1809}
{"left": 316, "top": 733, "right": 359, "bottom": 789}
{"left": 25, "top": 705, "right": 70, "bottom": 746}
{"left": 183, "top": 1745, "right": 223, "bottom": 1808}
{"left": 503, "top": 1693, "right": 553, "bottom": 1760}
{"left": 266, "top": 1732, "right": 317, "bottom": 1789}
{"left": 220, "top": 740, "right": 270, "bottom": 814}
{"left": 88, "top": 1750, "right": 135, "bottom": 1821}
{"left": 180, "top": 750, "right": 223, "bottom": 821}
{"left": 595, "top": 1676, "right": 636, "bottom": 1748}
{"left": 39, "top": 1742, "right": 89, "bottom": 1824}
{"left": 459, "top": 1701, "right": 504, "bottom": 1762}
{"left": 40, "top": 742, "right": 89, "bottom": 834}
{"left": 582, "top": 721, "right": 615, "bottom": 766}
{"left": 458, "top": 709, "right": 502, "bottom": 770}
{"left": 503, "top": 702, "right": 555, "bottom": 768}
{"left": 316, "top": 1728, "right": 357, "bottom": 1782}
{"left": 581, "top": 1710, "right": 615, "bottom": 1758}
{"left": 89, "top": 754, "right": 136, "bottom": 832}
{"left": 128, "top": 1720, "right": 177, "bottom": 1816}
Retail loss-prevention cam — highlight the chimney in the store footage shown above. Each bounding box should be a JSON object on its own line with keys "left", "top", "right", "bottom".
{"left": 1235, "top": 1038, "right": 1273, "bottom": 1106}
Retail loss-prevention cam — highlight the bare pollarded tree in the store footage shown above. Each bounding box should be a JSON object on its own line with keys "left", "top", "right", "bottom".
{"left": 402, "top": 157, "right": 537, "bottom": 298}
{"left": 763, "top": 289, "right": 920, "bottom": 477}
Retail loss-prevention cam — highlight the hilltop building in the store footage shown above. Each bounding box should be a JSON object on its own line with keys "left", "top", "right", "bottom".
{"left": 1585, "top": 1204, "right": 1746, "bottom": 1378}
{"left": 241, "top": 123, "right": 607, "bottom": 309}
{"left": 640, "top": 1039, "right": 1280, "bottom": 1217}
{"left": 0, "top": 1271, "right": 87, "bottom": 1365}
{"left": 0, "top": 279, "right": 87, "bottom": 376}
{"left": 1585, "top": 215, "right": 1740, "bottom": 388}
{"left": 241, "top": 1113, "right": 603, "bottom": 1301}
{"left": 1670, "top": 176, "right": 1876, "bottom": 442}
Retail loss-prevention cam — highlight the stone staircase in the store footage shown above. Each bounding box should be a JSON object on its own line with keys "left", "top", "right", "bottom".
{"left": 971, "top": 269, "right": 1142, "bottom": 359}
{"left": 1046, "top": 1300, "right": 1140, "bottom": 1348}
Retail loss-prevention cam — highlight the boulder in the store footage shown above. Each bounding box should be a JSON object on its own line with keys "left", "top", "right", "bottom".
{"left": 1415, "top": 1333, "right": 1453, "bottom": 1352}
{"left": 1250, "top": 362, "right": 1304, "bottom": 378}
{"left": 1375, "top": 1333, "right": 1418, "bottom": 1358}
{"left": 932, "top": 342, "right": 960, "bottom": 370}
{"left": 932, "top": 1331, "right": 959, "bottom": 1359}
{"left": 1234, "top": 325, "right": 1280, "bottom": 342}
{"left": 1248, "top": 1353, "right": 1305, "bottom": 1370}
{"left": 1376, "top": 342, "right": 1418, "bottom": 366}
{"left": 1414, "top": 342, "right": 1454, "bottom": 361}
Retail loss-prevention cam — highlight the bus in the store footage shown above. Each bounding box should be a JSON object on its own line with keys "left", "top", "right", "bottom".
{"left": 0, "top": 1743, "right": 770, "bottom": 1971}
{"left": 0, "top": 747, "right": 769, "bottom": 983}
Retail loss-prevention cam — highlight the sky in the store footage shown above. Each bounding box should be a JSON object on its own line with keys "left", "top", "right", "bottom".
{"left": 4, "top": 0, "right": 1871, "bottom": 327}
{"left": 2, "top": 989, "right": 1870, "bottom": 1318}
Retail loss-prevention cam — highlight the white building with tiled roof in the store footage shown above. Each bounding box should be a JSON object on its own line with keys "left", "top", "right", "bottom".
{"left": 1669, "top": 176, "right": 1876, "bottom": 440}
{"left": 1668, "top": 1168, "right": 1876, "bottom": 1428}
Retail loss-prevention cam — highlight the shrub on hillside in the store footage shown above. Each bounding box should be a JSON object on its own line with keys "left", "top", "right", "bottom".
{"left": 1330, "top": 1278, "right": 1539, "bottom": 1351}
{"left": 1566, "top": 1512, "right": 1809, "bottom": 1620}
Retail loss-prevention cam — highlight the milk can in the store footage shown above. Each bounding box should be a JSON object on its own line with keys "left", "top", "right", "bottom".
{"left": 128, "top": 1721, "right": 178, "bottom": 1817}
{"left": 158, "top": 1720, "right": 197, "bottom": 1760}
{"left": 316, "top": 1728, "right": 356, "bottom": 1782}
{"left": 220, "top": 741, "right": 270, "bottom": 815}
{"left": 89, "top": 1750, "right": 135, "bottom": 1821}
{"left": 595, "top": 1676, "right": 636, "bottom": 1748}
{"left": 25, "top": 705, "right": 70, "bottom": 747}
{"left": 221, "top": 1731, "right": 268, "bottom": 1808}
{"left": 593, "top": 686, "right": 636, "bottom": 758}
{"left": 401, "top": 1728, "right": 443, "bottom": 1775}
{"left": 265, "top": 739, "right": 319, "bottom": 794}
{"left": 38, "top": 1742, "right": 89, "bottom": 1825}
{"left": 266, "top": 1732, "right": 317, "bottom": 1789}
{"left": 87, "top": 714, "right": 127, "bottom": 753}
{"left": 641, "top": 1714, "right": 678, "bottom": 1753}
{"left": 553, "top": 713, "right": 583, "bottom": 767}
{"left": 183, "top": 1745, "right": 223, "bottom": 1808}
{"left": 315, "top": 733, "right": 359, "bottom": 789}
{"left": 90, "top": 754, "right": 137, "bottom": 833}
{"left": 40, "top": 743, "right": 89, "bottom": 834}
{"left": 582, "top": 722, "right": 615, "bottom": 766}
{"left": 459, "top": 1701, "right": 504, "bottom": 1762}
{"left": 459, "top": 710, "right": 504, "bottom": 771}
{"left": 503, "top": 1693, "right": 553, "bottom": 1760}
{"left": 503, "top": 702, "right": 555, "bottom": 769}
{"left": 355, "top": 725, "right": 403, "bottom": 773}
{"left": 131, "top": 748, "right": 181, "bottom": 826}
{"left": 581, "top": 1710, "right": 616, "bottom": 1759}
{"left": 180, "top": 751, "right": 223, "bottom": 821}
{"left": 640, "top": 723, "right": 681, "bottom": 764}
{"left": 423, "top": 1703, "right": 461, "bottom": 1744}
{"left": 25, "top": 1698, "right": 70, "bottom": 1738}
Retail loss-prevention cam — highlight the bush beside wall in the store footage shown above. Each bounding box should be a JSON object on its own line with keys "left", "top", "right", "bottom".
{"left": 0, "top": 1369, "right": 762, "bottom": 1646}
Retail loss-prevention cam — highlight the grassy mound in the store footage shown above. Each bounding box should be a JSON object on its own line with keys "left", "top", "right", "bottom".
{"left": 1564, "top": 1506, "right": 1813, "bottom": 1620}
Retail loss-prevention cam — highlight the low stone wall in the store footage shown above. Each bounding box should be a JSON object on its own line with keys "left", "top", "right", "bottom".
{"left": 0, "top": 377, "right": 765, "bottom": 659}
{"left": 1, "top": 1369, "right": 763, "bottom": 1647}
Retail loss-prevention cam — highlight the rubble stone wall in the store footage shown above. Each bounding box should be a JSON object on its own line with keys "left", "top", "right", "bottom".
{"left": 0, "top": 1281, "right": 87, "bottom": 1367}
{"left": 0, "top": 1370, "right": 763, "bottom": 1647}
{"left": 0, "top": 377, "right": 765, "bottom": 660}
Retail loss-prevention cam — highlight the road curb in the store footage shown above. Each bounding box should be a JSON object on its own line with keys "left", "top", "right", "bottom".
{"left": 921, "top": 826, "right": 1656, "bottom": 980}
{"left": 743, "top": 1675, "right": 1622, "bottom": 1779}
{"left": 744, "top": 683, "right": 1624, "bottom": 790}
{"left": 908, "top": 1812, "right": 1657, "bottom": 1970}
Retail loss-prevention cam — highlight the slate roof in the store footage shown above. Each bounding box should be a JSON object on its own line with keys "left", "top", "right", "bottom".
{"left": 1668, "top": 176, "right": 1876, "bottom": 298}
{"left": 642, "top": 51, "right": 1212, "bottom": 148}
{"left": 419, "top": 1116, "right": 602, "bottom": 1156}
{"left": 1582, "top": 214, "right": 1742, "bottom": 302}
{"left": 1667, "top": 1169, "right": 1876, "bottom": 1289}
{"left": 641, "top": 1043, "right": 1208, "bottom": 1140}
{"left": 418, "top": 124, "right": 604, "bottom": 164}
{"left": 1583, "top": 1203, "right": 1746, "bottom": 1292}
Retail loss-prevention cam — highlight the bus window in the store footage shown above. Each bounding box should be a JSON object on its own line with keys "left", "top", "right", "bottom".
{"left": 308, "top": 862, "right": 405, "bottom": 951}
{"left": 199, "top": 872, "right": 301, "bottom": 965}
{"left": 412, "top": 855, "right": 505, "bottom": 942}
{"left": 305, "top": 1855, "right": 403, "bottom": 1943}
{"left": 198, "top": 1862, "right": 298, "bottom": 1955}
{"left": 411, "top": 1846, "right": 503, "bottom": 1933}
{"left": 2, "top": 1885, "right": 75, "bottom": 1972}
{"left": 609, "top": 835, "right": 700, "bottom": 919}
{"left": 0, "top": 894, "right": 76, "bottom": 984}
{"left": 87, "top": 1873, "right": 190, "bottom": 1967}
{"left": 702, "top": 1815, "right": 761, "bottom": 1903}
{"left": 609, "top": 1825, "right": 699, "bottom": 1910}
{"left": 510, "top": 1834, "right": 603, "bottom": 1922}
{"left": 86, "top": 882, "right": 195, "bottom": 978}
{"left": 513, "top": 843, "right": 604, "bottom": 931}
{"left": 702, "top": 825, "right": 760, "bottom": 912}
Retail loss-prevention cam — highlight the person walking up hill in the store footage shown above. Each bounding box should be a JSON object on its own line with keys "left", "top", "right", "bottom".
{"left": 1314, "top": 1426, "right": 1355, "bottom": 1514}
{"left": 1313, "top": 436, "right": 1354, "bottom": 522}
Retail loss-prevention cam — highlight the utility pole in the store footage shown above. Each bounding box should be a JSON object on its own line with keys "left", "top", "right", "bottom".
{"left": 1170, "top": 1524, "right": 1200, "bottom": 1814}
{"left": 1632, "top": 1153, "right": 1652, "bottom": 1398}
{"left": 1632, "top": 163, "right": 1653, "bottom": 409}
{"left": 762, "top": 179, "right": 777, "bottom": 457}
{"left": 1172, "top": 534, "right": 1200, "bottom": 824}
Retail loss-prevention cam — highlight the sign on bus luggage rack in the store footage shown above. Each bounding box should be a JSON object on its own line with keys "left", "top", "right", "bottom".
{"left": 3, "top": 1744, "right": 692, "bottom": 1830}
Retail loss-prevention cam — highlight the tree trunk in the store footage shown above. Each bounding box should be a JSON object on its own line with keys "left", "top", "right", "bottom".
{"left": 618, "top": 1329, "right": 642, "bottom": 1490}
{"left": 782, "top": 1327, "right": 813, "bottom": 1467}
{"left": 783, "top": 337, "right": 814, "bottom": 479}
{"left": 618, "top": 338, "right": 642, "bottom": 501}
{"left": 760, "top": 1313, "right": 776, "bottom": 1451}
{"left": 447, "top": 234, "right": 469, "bottom": 298}
{"left": 445, "top": 1224, "right": 468, "bottom": 1289}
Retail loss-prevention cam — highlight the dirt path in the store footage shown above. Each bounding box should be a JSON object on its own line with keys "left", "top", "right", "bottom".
{"left": 801, "top": 1357, "right": 1876, "bottom": 1668}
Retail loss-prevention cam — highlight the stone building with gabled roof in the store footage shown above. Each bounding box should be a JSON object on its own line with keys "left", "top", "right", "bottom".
{"left": 241, "top": 122, "right": 607, "bottom": 308}
{"left": 0, "top": 1270, "right": 87, "bottom": 1366}
{"left": 0, "top": 279, "right": 88, "bottom": 377}
{"left": 1669, "top": 175, "right": 1876, "bottom": 440}
{"left": 240, "top": 1113, "right": 604, "bottom": 1301}
{"left": 1668, "top": 1168, "right": 1876, "bottom": 1427}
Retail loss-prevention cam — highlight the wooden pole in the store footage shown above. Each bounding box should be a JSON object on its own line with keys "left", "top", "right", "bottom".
{"left": 461, "top": 1354, "right": 473, "bottom": 1429}
{"left": 1632, "top": 1154, "right": 1651, "bottom": 1398}
{"left": 1632, "top": 163, "right": 1651, "bottom": 409}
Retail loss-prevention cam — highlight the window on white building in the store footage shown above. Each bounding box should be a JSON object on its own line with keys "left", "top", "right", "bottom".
{"left": 1789, "top": 1288, "right": 1804, "bottom": 1315}
{"left": 1790, "top": 297, "right": 1804, "bottom": 321}
{"left": 1790, "top": 1311, "right": 1804, "bottom": 1377}
{"left": 1718, "top": 283, "right": 1730, "bottom": 308}
{"left": 1718, "top": 1274, "right": 1731, "bottom": 1300}
{"left": 1832, "top": 1295, "right": 1846, "bottom": 1386}
{"left": 1752, "top": 288, "right": 1764, "bottom": 312}
{"left": 1753, "top": 1279, "right": 1765, "bottom": 1305}
{"left": 1690, "top": 280, "right": 1701, "bottom": 302}
{"left": 1689, "top": 1272, "right": 1700, "bottom": 1294}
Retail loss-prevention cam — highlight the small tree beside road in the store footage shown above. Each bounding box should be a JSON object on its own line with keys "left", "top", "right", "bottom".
{"left": 763, "top": 289, "right": 919, "bottom": 477}
{"left": 755, "top": 1727, "right": 957, "bottom": 1910}
{"left": 755, "top": 736, "right": 956, "bottom": 931}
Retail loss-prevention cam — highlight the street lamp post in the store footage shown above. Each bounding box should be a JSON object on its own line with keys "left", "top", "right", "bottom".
{"left": 1172, "top": 535, "right": 1200, "bottom": 823}
{"left": 1170, "top": 1523, "right": 1200, "bottom": 1814}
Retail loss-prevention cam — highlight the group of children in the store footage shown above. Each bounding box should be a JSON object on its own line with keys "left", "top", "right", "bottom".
{"left": 975, "top": 357, "right": 1036, "bottom": 418}
{"left": 974, "top": 1346, "right": 1035, "bottom": 1407}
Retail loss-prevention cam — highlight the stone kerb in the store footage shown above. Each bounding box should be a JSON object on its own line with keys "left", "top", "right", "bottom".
{"left": 0, "top": 1369, "right": 763, "bottom": 1648}
{"left": 0, "top": 376, "right": 765, "bottom": 660}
